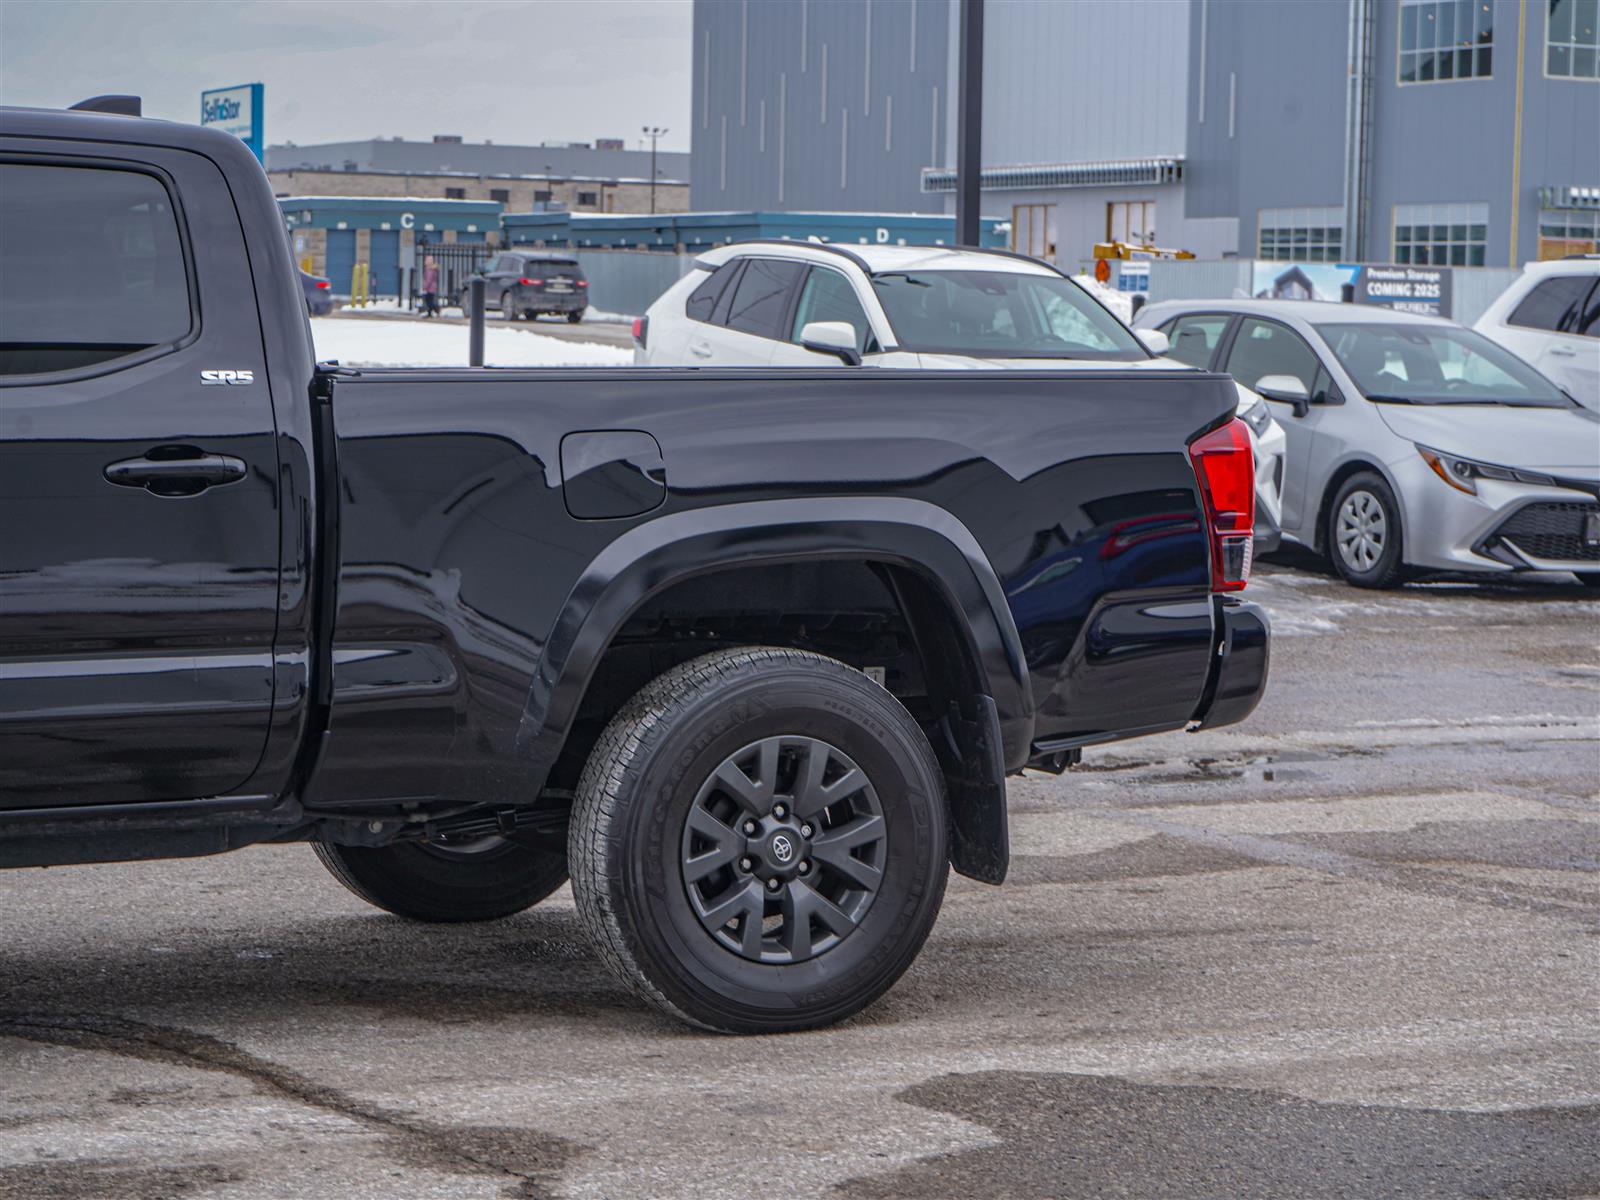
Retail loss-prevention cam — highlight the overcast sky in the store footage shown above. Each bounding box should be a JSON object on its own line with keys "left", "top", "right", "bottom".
{"left": 0, "top": 0, "right": 692, "bottom": 152}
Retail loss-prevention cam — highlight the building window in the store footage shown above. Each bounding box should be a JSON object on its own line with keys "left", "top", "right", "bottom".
{"left": 444, "top": 187, "right": 466, "bottom": 199}
{"left": 1400, "top": 0, "right": 1493, "bottom": 82}
{"left": 1539, "top": 207, "right": 1600, "bottom": 258}
{"left": 489, "top": 188, "right": 510, "bottom": 203}
{"left": 576, "top": 191, "right": 599, "bottom": 207}
{"left": 1106, "top": 200, "right": 1156, "bottom": 246}
{"left": 1257, "top": 207, "right": 1345, "bottom": 262}
{"left": 1394, "top": 202, "right": 1488, "bottom": 265}
{"left": 534, "top": 189, "right": 553, "bottom": 203}
{"left": 1547, "top": 0, "right": 1600, "bottom": 76}
{"left": 1013, "top": 204, "right": 1056, "bottom": 259}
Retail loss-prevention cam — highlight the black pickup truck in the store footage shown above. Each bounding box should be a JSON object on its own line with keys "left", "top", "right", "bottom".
{"left": 0, "top": 100, "right": 1268, "bottom": 1033}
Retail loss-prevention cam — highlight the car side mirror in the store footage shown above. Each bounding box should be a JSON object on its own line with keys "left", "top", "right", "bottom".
{"left": 1255, "top": 374, "right": 1311, "bottom": 418}
{"left": 1135, "top": 328, "right": 1170, "bottom": 356}
{"left": 800, "top": 321, "right": 863, "bottom": 366}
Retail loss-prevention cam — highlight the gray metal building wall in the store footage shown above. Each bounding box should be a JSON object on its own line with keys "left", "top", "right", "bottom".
{"left": 1187, "top": 0, "right": 1599, "bottom": 266}
{"left": 1366, "top": 0, "right": 1599, "bottom": 267}
{"left": 1182, "top": 0, "right": 1350, "bottom": 239}
{"left": 690, "top": 0, "right": 949, "bottom": 212}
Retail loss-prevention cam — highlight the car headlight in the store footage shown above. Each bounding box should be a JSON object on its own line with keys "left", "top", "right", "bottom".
{"left": 1240, "top": 396, "right": 1273, "bottom": 436}
{"left": 1416, "top": 445, "right": 1520, "bottom": 495}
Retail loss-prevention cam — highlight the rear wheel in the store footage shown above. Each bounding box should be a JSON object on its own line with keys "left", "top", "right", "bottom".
{"left": 567, "top": 309, "right": 584, "bottom": 324}
{"left": 570, "top": 647, "right": 948, "bottom": 1033}
{"left": 1327, "top": 472, "right": 1407, "bottom": 588}
{"left": 502, "top": 290, "right": 520, "bottom": 320}
{"left": 313, "top": 836, "right": 567, "bottom": 923}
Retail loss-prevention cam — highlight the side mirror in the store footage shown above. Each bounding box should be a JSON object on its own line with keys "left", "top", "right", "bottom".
{"left": 1135, "top": 328, "right": 1170, "bottom": 356}
{"left": 800, "top": 320, "right": 863, "bottom": 366}
{"left": 1255, "top": 373, "right": 1311, "bottom": 418}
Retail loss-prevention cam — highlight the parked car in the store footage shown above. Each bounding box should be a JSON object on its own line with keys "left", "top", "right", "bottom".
{"left": 1137, "top": 299, "right": 1600, "bottom": 588}
{"left": 635, "top": 241, "right": 1287, "bottom": 552}
{"left": 460, "top": 250, "right": 588, "bottom": 322}
{"left": 1473, "top": 257, "right": 1599, "bottom": 410}
{"left": 0, "top": 99, "right": 1269, "bottom": 1034}
{"left": 300, "top": 268, "right": 333, "bottom": 315}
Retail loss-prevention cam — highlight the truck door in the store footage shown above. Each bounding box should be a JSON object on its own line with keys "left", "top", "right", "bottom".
{"left": 0, "top": 144, "right": 281, "bottom": 808}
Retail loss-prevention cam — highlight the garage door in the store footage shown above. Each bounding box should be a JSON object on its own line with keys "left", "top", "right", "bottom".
{"left": 325, "top": 230, "right": 357, "bottom": 298}
{"left": 368, "top": 229, "right": 400, "bottom": 298}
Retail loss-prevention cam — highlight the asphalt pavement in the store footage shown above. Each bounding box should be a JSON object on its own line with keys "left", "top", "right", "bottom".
{"left": 2, "top": 558, "right": 1597, "bottom": 1199}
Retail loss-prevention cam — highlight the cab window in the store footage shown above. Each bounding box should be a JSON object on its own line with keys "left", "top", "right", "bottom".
{"left": 790, "top": 267, "right": 876, "bottom": 352}
{"left": 1223, "top": 318, "right": 1321, "bottom": 392}
{"left": 1163, "top": 314, "right": 1230, "bottom": 369}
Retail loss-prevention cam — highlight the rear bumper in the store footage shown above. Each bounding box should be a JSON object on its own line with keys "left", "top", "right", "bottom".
{"left": 1192, "top": 597, "right": 1270, "bottom": 730}
{"left": 527, "top": 290, "right": 586, "bottom": 311}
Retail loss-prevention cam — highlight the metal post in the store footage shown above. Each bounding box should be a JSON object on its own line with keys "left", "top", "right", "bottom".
{"left": 468, "top": 277, "right": 486, "bottom": 367}
{"left": 955, "top": 0, "right": 985, "bottom": 248}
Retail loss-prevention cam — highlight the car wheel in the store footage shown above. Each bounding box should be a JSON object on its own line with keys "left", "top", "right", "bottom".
{"left": 313, "top": 836, "right": 567, "bottom": 922}
{"left": 567, "top": 309, "right": 584, "bottom": 324}
{"left": 1327, "top": 471, "right": 1407, "bottom": 588}
{"left": 570, "top": 647, "right": 949, "bottom": 1033}
{"left": 502, "top": 290, "right": 520, "bottom": 320}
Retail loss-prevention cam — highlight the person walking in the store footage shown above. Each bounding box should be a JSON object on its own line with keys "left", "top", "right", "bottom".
{"left": 421, "top": 256, "right": 440, "bottom": 318}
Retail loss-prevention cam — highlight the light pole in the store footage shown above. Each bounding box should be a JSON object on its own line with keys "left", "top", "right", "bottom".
{"left": 642, "top": 125, "right": 668, "bottom": 214}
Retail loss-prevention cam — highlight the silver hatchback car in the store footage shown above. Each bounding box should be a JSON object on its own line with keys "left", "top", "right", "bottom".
{"left": 1136, "top": 300, "right": 1600, "bottom": 588}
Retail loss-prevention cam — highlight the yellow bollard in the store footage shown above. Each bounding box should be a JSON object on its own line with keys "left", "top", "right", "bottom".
{"left": 349, "top": 262, "right": 369, "bottom": 308}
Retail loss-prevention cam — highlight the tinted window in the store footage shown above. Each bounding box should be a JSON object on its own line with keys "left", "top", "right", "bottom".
{"left": 1507, "top": 275, "right": 1592, "bottom": 332}
{"left": 0, "top": 163, "right": 190, "bottom": 376}
{"left": 685, "top": 261, "right": 739, "bottom": 322}
{"left": 1580, "top": 281, "right": 1600, "bottom": 338}
{"left": 1165, "top": 314, "right": 1230, "bottom": 369}
{"left": 870, "top": 270, "right": 1144, "bottom": 359}
{"left": 790, "top": 267, "right": 875, "bottom": 352}
{"left": 724, "top": 258, "right": 804, "bottom": 339}
{"left": 1224, "top": 319, "right": 1321, "bottom": 392}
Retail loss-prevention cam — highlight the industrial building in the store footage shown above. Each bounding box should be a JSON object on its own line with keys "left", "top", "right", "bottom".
{"left": 267, "top": 135, "right": 690, "bottom": 216}
{"left": 691, "top": 0, "right": 1598, "bottom": 268}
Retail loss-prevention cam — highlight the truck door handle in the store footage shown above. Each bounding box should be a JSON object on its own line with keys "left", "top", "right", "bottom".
{"left": 104, "top": 448, "right": 248, "bottom": 494}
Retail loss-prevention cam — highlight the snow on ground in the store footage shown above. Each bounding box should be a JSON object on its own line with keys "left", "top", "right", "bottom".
{"left": 310, "top": 316, "right": 633, "bottom": 368}
{"left": 1073, "top": 274, "right": 1136, "bottom": 324}
{"left": 335, "top": 297, "right": 634, "bottom": 323}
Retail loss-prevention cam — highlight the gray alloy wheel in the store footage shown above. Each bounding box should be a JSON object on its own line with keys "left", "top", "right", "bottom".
{"left": 1336, "top": 489, "right": 1387, "bottom": 575}
{"left": 679, "top": 734, "right": 887, "bottom": 964}
{"left": 569, "top": 647, "right": 948, "bottom": 1033}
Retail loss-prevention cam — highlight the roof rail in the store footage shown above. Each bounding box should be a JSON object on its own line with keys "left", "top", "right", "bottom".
{"left": 68, "top": 95, "right": 141, "bottom": 117}
{"left": 708, "top": 238, "right": 874, "bottom": 272}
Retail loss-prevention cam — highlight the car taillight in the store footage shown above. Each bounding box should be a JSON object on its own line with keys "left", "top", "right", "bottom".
{"left": 315, "top": 280, "right": 330, "bottom": 289}
{"left": 1188, "top": 418, "right": 1255, "bottom": 592}
{"left": 631, "top": 315, "right": 649, "bottom": 347}
{"left": 520, "top": 277, "right": 543, "bottom": 286}
{"left": 576, "top": 279, "right": 588, "bottom": 287}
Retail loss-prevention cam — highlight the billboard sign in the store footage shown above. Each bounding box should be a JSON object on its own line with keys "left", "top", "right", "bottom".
{"left": 1251, "top": 261, "right": 1452, "bottom": 318}
{"left": 201, "top": 83, "right": 264, "bottom": 162}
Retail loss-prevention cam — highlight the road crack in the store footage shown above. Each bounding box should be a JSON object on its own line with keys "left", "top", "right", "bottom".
{"left": 0, "top": 1013, "right": 584, "bottom": 1199}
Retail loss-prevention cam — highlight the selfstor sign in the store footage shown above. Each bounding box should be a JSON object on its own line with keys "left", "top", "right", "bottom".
{"left": 201, "top": 84, "right": 264, "bottom": 162}
{"left": 1251, "top": 260, "right": 1452, "bottom": 318}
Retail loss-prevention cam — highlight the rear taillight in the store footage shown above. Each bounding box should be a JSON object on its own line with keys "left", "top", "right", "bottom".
{"left": 1188, "top": 418, "right": 1255, "bottom": 592}
{"left": 631, "top": 316, "right": 649, "bottom": 347}
{"left": 520, "top": 277, "right": 543, "bottom": 286}
{"left": 576, "top": 279, "right": 588, "bottom": 287}
{"left": 315, "top": 280, "right": 330, "bottom": 289}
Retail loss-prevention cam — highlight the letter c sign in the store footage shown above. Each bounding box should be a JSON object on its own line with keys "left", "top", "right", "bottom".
{"left": 400, "top": 212, "right": 415, "bottom": 229}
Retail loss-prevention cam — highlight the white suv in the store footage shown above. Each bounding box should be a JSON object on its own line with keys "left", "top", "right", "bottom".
{"left": 1473, "top": 258, "right": 1599, "bottom": 410}
{"left": 635, "top": 240, "right": 1287, "bottom": 550}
